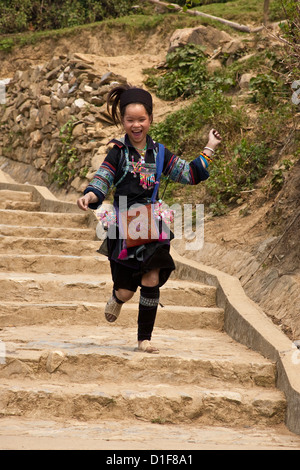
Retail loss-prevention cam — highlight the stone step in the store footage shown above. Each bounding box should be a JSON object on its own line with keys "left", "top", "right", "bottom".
{"left": 0, "top": 273, "right": 217, "bottom": 307}
{"left": 0, "top": 190, "right": 33, "bottom": 201}
{"left": 0, "top": 325, "right": 276, "bottom": 388}
{"left": 0, "top": 209, "right": 89, "bottom": 228}
{"left": 0, "top": 185, "right": 292, "bottom": 442}
{"left": 0, "top": 379, "right": 286, "bottom": 427}
{"left": 0, "top": 236, "right": 101, "bottom": 256}
{"left": 0, "top": 224, "right": 95, "bottom": 241}
{"left": 0, "top": 301, "right": 224, "bottom": 330}
{"left": 0, "top": 254, "right": 110, "bottom": 275}
{"left": 1, "top": 416, "right": 300, "bottom": 450}
{"left": 0, "top": 201, "right": 41, "bottom": 211}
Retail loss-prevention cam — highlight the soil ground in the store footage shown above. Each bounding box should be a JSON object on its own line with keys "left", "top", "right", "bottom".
{"left": 0, "top": 15, "right": 299, "bottom": 450}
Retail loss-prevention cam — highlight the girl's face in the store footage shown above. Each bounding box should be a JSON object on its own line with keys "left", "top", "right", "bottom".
{"left": 122, "top": 103, "right": 152, "bottom": 148}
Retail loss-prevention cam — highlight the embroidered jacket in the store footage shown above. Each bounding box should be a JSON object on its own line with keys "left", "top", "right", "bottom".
{"left": 84, "top": 134, "right": 209, "bottom": 209}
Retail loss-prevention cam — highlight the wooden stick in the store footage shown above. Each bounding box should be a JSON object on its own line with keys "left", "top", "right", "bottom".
{"left": 142, "top": 0, "right": 264, "bottom": 33}
{"left": 264, "top": 0, "right": 270, "bottom": 25}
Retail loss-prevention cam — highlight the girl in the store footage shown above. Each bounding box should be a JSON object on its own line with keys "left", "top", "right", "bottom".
{"left": 77, "top": 84, "right": 222, "bottom": 354}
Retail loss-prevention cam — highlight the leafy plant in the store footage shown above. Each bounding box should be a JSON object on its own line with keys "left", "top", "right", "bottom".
{"left": 249, "top": 74, "right": 287, "bottom": 108}
{"left": 270, "top": 159, "right": 294, "bottom": 191}
{"left": 0, "top": 38, "right": 15, "bottom": 53}
{"left": 151, "top": 88, "right": 244, "bottom": 152}
{"left": 206, "top": 139, "right": 270, "bottom": 214}
{"left": 145, "top": 44, "right": 208, "bottom": 100}
{"left": 51, "top": 118, "right": 78, "bottom": 187}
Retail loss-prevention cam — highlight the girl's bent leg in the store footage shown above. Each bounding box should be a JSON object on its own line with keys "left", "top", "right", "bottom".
{"left": 104, "top": 288, "right": 134, "bottom": 323}
{"left": 115, "top": 289, "right": 135, "bottom": 303}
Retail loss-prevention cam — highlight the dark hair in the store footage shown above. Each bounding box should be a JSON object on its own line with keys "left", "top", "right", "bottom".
{"left": 107, "top": 85, "right": 153, "bottom": 126}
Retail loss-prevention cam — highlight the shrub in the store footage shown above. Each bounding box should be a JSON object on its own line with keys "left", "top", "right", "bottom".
{"left": 249, "top": 73, "right": 290, "bottom": 108}
{"left": 206, "top": 139, "right": 270, "bottom": 209}
{"left": 50, "top": 118, "right": 78, "bottom": 187}
{"left": 0, "top": 0, "right": 135, "bottom": 34}
{"left": 145, "top": 44, "right": 208, "bottom": 100}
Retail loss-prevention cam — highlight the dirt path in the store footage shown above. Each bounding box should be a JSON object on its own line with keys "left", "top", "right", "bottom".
{"left": 77, "top": 51, "right": 188, "bottom": 122}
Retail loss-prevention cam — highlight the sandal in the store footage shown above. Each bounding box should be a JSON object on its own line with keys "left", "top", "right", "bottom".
{"left": 138, "top": 340, "right": 160, "bottom": 354}
{"left": 104, "top": 295, "right": 123, "bottom": 323}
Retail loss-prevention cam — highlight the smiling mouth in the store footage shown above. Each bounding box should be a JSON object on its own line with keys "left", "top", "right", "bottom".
{"left": 132, "top": 130, "right": 143, "bottom": 138}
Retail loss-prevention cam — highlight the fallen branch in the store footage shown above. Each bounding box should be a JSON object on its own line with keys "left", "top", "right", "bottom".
{"left": 142, "top": 0, "right": 263, "bottom": 33}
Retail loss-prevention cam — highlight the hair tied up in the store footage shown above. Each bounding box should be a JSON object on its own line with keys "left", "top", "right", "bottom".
{"left": 107, "top": 85, "right": 153, "bottom": 126}
{"left": 107, "top": 84, "right": 131, "bottom": 126}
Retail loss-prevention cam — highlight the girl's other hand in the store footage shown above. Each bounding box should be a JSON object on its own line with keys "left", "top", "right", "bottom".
{"left": 207, "top": 129, "right": 222, "bottom": 149}
{"left": 77, "top": 193, "right": 98, "bottom": 211}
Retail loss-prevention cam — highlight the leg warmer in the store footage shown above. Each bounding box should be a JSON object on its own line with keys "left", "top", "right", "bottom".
{"left": 137, "top": 284, "right": 160, "bottom": 341}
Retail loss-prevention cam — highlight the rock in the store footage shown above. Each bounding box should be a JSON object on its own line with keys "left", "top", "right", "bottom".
{"left": 72, "top": 122, "right": 85, "bottom": 137}
{"left": 45, "top": 65, "right": 62, "bottom": 81}
{"left": 39, "top": 104, "right": 52, "bottom": 127}
{"left": 168, "top": 25, "right": 232, "bottom": 54}
{"left": 57, "top": 106, "right": 71, "bottom": 125}
{"left": 46, "top": 350, "right": 65, "bottom": 373}
{"left": 222, "top": 38, "right": 245, "bottom": 56}
{"left": 19, "top": 99, "right": 31, "bottom": 114}
{"left": 33, "top": 157, "right": 48, "bottom": 169}
{"left": 57, "top": 71, "right": 64, "bottom": 83}
{"left": 59, "top": 82, "right": 70, "bottom": 96}
{"left": 29, "top": 129, "right": 43, "bottom": 147}
{"left": 100, "top": 71, "right": 125, "bottom": 85}
{"left": 0, "top": 53, "right": 130, "bottom": 191}
{"left": 239, "top": 73, "right": 256, "bottom": 90}
{"left": 207, "top": 59, "right": 222, "bottom": 73}
{"left": 38, "top": 95, "right": 51, "bottom": 105}
{"left": 84, "top": 85, "right": 93, "bottom": 93}
{"left": 1, "top": 359, "right": 33, "bottom": 378}
{"left": 73, "top": 52, "right": 94, "bottom": 64}
{"left": 26, "top": 108, "right": 40, "bottom": 132}
{"left": 91, "top": 146, "right": 108, "bottom": 170}
{"left": 74, "top": 98, "right": 87, "bottom": 110}
{"left": 90, "top": 96, "right": 105, "bottom": 106}
{"left": 51, "top": 94, "right": 62, "bottom": 109}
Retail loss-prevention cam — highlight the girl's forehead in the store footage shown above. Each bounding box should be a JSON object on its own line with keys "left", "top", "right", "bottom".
{"left": 124, "top": 103, "right": 149, "bottom": 117}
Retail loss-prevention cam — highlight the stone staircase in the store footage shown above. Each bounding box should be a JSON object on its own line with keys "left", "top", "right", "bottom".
{"left": 1, "top": 185, "right": 300, "bottom": 450}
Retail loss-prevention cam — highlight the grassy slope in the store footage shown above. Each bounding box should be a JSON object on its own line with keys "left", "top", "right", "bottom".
{"left": 0, "top": 0, "right": 286, "bottom": 50}
{"left": 192, "top": 0, "right": 284, "bottom": 23}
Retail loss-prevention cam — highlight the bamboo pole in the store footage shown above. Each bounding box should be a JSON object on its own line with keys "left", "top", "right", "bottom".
{"left": 264, "top": 0, "right": 270, "bottom": 25}
{"left": 142, "top": 0, "right": 263, "bottom": 33}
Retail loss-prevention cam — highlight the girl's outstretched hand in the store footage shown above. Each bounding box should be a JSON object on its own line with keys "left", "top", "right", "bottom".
{"left": 207, "top": 129, "right": 222, "bottom": 149}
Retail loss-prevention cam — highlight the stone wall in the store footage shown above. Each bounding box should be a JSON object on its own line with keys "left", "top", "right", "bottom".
{"left": 0, "top": 53, "right": 127, "bottom": 192}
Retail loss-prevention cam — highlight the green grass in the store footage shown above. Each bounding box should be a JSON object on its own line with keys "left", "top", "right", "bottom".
{"left": 0, "top": 0, "right": 288, "bottom": 53}
{"left": 146, "top": 38, "right": 296, "bottom": 214}
{"left": 191, "top": 0, "right": 285, "bottom": 23}
{"left": 0, "top": 13, "right": 221, "bottom": 51}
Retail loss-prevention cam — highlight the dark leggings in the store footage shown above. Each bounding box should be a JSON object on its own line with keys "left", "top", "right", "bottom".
{"left": 137, "top": 284, "right": 160, "bottom": 341}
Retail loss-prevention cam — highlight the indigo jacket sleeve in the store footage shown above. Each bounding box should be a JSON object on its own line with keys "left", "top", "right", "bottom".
{"left": 163, "top": 148, "right": 209, "bottom": 185}
{"left": 84, "top": 147, "right": 119, "bottom": 209}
